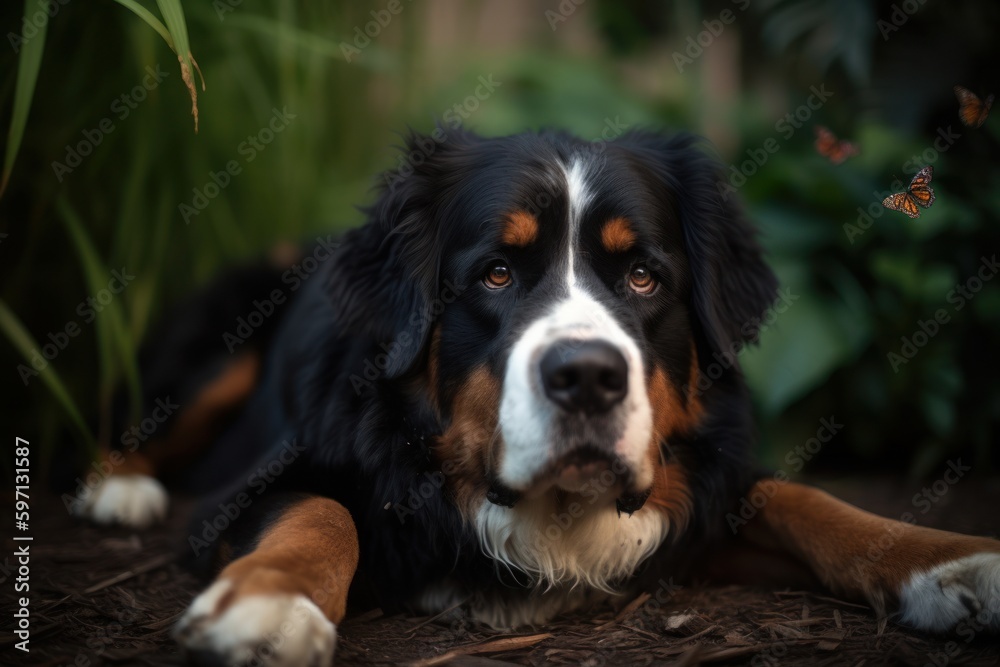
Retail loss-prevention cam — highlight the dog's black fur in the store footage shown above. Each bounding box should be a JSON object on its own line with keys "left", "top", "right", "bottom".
{"left": 128, "top": 128, "right": 778, "bottom": 613}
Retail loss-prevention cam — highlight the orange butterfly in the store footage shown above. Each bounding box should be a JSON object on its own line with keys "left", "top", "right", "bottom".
{"left": 881, "top": 166, "right": 935, "bottom": 219}
{"left": 814, "top": 126, "right": 859, "bottom": 164}
{"left": 954, "top": 86, "right": 994, "bottom": 128}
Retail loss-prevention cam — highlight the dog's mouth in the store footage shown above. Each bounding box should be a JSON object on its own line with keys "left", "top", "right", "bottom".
{"left": 542, "top": 447, "right": 619, "bottom": 493}
{"left": 487, "top": 446, "right": 651, "bottom": 514}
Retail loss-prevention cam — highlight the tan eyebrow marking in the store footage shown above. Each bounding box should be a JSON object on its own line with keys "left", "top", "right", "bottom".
{"left": 600, "top": 216, "right": 637, "bottom": 253}
{"left": 501, "top": 210, "right": 539, "bottom": 247}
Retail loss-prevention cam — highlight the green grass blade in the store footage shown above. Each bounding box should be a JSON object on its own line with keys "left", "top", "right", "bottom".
{"left": 129, "top": 191, "right": 172, "bottom": 342}
{"left": 1, "top": 0, "right": 49, "bottom": 198}
{"left": 220, "top": 14, "right": 344, "bottom": 60}
{"left": 55, "top": 200, "right": 115, "bottom": 406}
{"left": 113, "top": 0, "right": 201, "bottom": 130}
{"left": 155, "top": 0, "right": 192, "bottom": 58}
{"left": 56, "top": 199, "right": 143, "bottom": 426}
{"left": 112, "top": 0, "right": 175, "bottom": 48}
{"left": 155, "top": 0, "right": 201, "bottom": 131}
{"left": 0, "top": 300, "right": 96, "bottom": 458}
{"left": 104, "top": 289, "right": 142, "bottom": 425}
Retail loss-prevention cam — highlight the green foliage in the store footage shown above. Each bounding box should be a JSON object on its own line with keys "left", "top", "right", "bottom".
{"left": 1, "top": 0, "right": 997, "bottom": 479}
{"left": 1, "top": 0, "right": 48, "bottom": 196}
{"left": 740, "top": 118, "right": 1000, "bottom": 477}
{"left": 0, "top": 301, "right": 96, "bottom": 459}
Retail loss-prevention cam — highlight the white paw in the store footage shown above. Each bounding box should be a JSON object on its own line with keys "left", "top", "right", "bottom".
{"left": 899, "top": 553, "right": 1000, "bottom": 632}
{"left": 175, "top": 579, "right": 337, "bottom": 666}
{"left": 73, "top": 474, "right": 168, "bottom": 528}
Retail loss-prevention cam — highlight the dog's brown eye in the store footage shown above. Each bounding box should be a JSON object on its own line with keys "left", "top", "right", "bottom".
{"left": 628, "top": 266, "right": 656, "bottom": 295}
{"left": 484, "top": 263, "right": 512, "bottom": 289}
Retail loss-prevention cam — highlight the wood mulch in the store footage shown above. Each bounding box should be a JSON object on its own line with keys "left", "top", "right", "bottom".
{"left": 3, "top": 477, "right": 999, "bottom": 666}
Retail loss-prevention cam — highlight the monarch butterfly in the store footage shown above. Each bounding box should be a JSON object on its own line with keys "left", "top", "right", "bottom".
{"left": 814, "top": 126, "right": 859, "bottom": 164}
{"left": 881, "top": 166, "right": 935, "bottom": 219}
{"left": 954, "top": 86, "right": 994, "bottom": 128}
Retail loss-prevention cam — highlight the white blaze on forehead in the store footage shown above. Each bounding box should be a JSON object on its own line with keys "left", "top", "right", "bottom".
{"left": 563, "top": 157, "right": 594, "bottom": 286}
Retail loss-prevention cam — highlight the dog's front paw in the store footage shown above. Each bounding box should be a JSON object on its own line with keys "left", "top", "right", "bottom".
{"left": 72, "top": 474, "right": 168, "bottom": 528}
{"left": 899, "top": 553, "right": 1000, "bottom": 633}
{"left": 175, "top": 579, "right": 337, "bottom": 666}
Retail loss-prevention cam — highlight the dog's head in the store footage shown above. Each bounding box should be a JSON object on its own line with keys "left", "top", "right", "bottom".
{"left": 332, "top": 127, "right": 776, "bottom": 542}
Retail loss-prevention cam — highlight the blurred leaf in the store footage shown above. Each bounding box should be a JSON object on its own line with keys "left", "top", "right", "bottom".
{"left": 869, "top": 254, "right": 957, "bottom": 304}
{"left": 743, "top": 290, "right": 870, "bottom": 416}
{"left": 155, "top": 0, "right": 201, "bottom": 131}
{"left": 220, "top": 14, "right": 350, "bottom": 62}
{"left": 758, "top": 0, "right": 874, "bottom": 84}
{"left": 113, "top": 0, "right": 173, "bottom": 45}
{"left": 921, "top": 392, "right": 955, "bottom": 438}
{"left": 753, "top": 204, "right": 839, "bottom": 255}
{"left": 56, "top": 199, "right": 142, "bottom": 427}
{"left": 3, "top": 1, "right": 999, "bottom": 478}
{"left": 973, "top": 285, "right": 1000, "bottom": 324}
{"left": 114, "top": 0, "right": 202, "bottom": 130}
{"left": 1, "top": 0, "right": 48, "bottom": 198}
{"left": 923, "top": 353, "right": 963, "bottom": 397}
{"left": 910, "top": 439, "right": 948, "bottom": 481}
{"left": 0, "top": 301, "right": 96, "bottom": 459}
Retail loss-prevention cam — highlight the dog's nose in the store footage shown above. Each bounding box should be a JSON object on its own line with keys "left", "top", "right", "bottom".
{"left": 540, "top": 340, "right": 628, "bottom": 414}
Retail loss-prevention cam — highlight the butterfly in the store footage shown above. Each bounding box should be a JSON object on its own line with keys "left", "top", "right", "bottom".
{"left": 881, "top": 166, "right": 935, "bottom": 219}
{"left": 954, "top": 86, "right": 994, "bottom": 128}
{"left": 814, "top": 125, "right": 859, "bottom": 164}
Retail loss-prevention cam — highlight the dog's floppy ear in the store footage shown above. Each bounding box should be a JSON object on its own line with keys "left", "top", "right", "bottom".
{"left": 622, "top": 132, "right": 778, "bottom": 357}
{"left": 325, "top": 128, "right": 474, "bottom": 378}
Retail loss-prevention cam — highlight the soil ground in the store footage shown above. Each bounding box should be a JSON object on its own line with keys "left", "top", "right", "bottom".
{"left": 3, "top": 476, "right": 1000, "bottom": 666}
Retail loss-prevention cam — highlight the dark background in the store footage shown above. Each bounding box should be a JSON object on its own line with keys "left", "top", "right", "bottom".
{"left": 1, "top": 0, "right": 999, "bottom": 483}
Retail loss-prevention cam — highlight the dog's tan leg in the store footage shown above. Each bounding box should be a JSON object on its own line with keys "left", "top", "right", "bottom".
{"left": 743, "top": 481, "right": 1000, "bottom": 632}
{"left": 175, "top": 496, "right": 359, "bottom": 665}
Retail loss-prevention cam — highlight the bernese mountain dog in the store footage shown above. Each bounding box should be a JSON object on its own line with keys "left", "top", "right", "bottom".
{"left": 75, "top": 128, "right": 1000, "bottom": 665}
